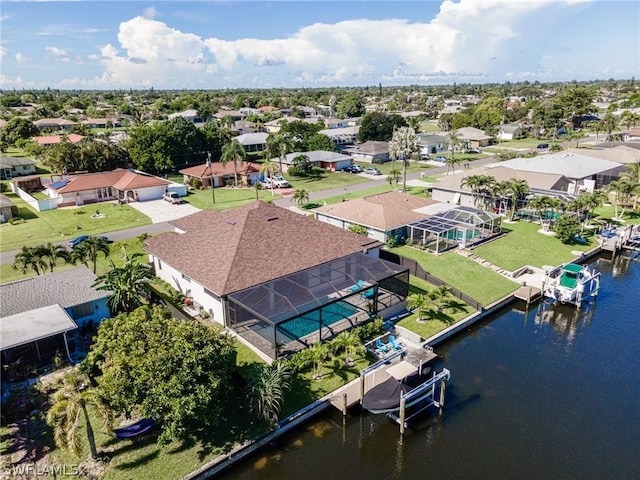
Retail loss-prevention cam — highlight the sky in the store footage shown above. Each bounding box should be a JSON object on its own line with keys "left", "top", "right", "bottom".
{"left": 0, "top": 0, "right": 638, "bottom": 90}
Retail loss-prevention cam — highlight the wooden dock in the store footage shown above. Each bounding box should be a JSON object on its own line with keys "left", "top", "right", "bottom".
{"left": 513, "top": 285, "right": 541, "bottom": 303}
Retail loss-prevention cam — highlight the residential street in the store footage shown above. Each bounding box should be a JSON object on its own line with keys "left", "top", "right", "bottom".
{"left": 0, "top": 154, "right": 504, "bottom": 266}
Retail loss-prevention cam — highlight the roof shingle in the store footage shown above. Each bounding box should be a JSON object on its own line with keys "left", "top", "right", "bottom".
{"left": 144, "top": 201, "right": 382, "bottom": 295}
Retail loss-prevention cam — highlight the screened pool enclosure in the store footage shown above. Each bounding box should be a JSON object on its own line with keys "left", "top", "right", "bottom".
{"left": 227, "top": 252, "right": 409, "bottom": 359}
{"left": 407, "top": 206, "right": 502, "bottom": 254}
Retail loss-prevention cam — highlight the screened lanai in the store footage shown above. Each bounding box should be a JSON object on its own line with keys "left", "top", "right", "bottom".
{"left": 407, "top": 206, "right": 502, "bottom": 254}
{"left": 227, "top": 252, "right": 409, "bottom": 360}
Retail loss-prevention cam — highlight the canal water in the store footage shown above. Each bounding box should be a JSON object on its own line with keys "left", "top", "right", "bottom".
{"left": 220, "top": 254, "right": 640, "bottom": 480}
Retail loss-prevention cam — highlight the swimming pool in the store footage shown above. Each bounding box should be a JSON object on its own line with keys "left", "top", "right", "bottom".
{"left": 278, "top": 301, "right": 359, "bottom": 339}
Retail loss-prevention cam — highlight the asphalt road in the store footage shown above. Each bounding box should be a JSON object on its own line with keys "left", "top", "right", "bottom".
{"left": 1, "top": 155, "right": 504, "bottom": 266}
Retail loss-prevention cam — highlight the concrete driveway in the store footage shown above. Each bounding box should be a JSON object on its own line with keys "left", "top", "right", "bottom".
{"left": 128, "top": 199, "right": 201, "bottom": 224}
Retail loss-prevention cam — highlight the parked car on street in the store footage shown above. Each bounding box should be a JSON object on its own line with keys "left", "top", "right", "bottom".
{"left": 364, "top": 167, "right": 382, "bottom": 176}
{"left": 537, "top": 143, "right": 550, "bottom": 149}
{"left": 342, "top": 165, "right": 364, "bottom": 173}
{"left": 433, "top": 156, "right": 447, "bottom": 162}
{"left": 465, "top": 148, "right": 482, "bottom": 154}
{"left": 163, "top": 191, "right": 182, "bottom": 204}
{"left": 68, "top": 235, "right": 110, "bottom": 248}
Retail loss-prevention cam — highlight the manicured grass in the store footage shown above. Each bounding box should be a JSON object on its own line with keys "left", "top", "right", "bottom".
{"left": 393, "top": 246, "right": 519, "bottom": 306}
{"left": 1, "top": 239, "right": 146, "bottom": 285}
{"left": 286, "top": 170, "right": 370, "bottom": 193}
{"left": 593, "top": 205, "right": 640, "bottom": 225}
{"left": 0, "top": 194, "right": 151, "bottom": 252}
{"left": 314, "top": 184, "right": 430, "bottom": 206}
{"left": 180, "top": 185, "right": 281, "bottom": 210}
{"left": 472, "top": 221, "right": 595, "bottom": 271}
{"left": 398, "top": 275, "right": 474, "bottom": 340}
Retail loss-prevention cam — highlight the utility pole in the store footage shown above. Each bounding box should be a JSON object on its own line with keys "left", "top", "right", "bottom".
{"left": 206, "top": 152, "right": 216, "bottom": 204}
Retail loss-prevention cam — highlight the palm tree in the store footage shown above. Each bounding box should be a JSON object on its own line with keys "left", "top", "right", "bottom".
{"left": 507, "top": 179, "right": 530, "bottom": 221}
{"left": 578, "top": 190, "right": 607, "bottom": 228}
{"left": 291, "top": 188, "right": 309, "bottom": 207}
{"left": 388, "top": 126, "right": 420, "bottom": 193}
{"left": 598, "top": 114, "right": 619, "bottom": 141}
{"left": 429, "top": 285, "right": 450, "bottom": 313}
{"left": 259, "top": 158, "right": 279, "bottom": 196}
{"left": 407, "top": 293, "right": 431, "bottom": 322}
{"left": 45, "top": 372, "right": 112, "bottom": 460}
{"left": 246, "top": 362, "right": 291, "bottom": 428}
{"left": 608, "top": 178, "right": 640, "bottom": 219}
{"left": 41, "top": 242, "right": 71, "bottom": 273}
{"left": 92, "top": 246, "right": 154, "bottom": 313}
{"left": 333, "top": 330, "right": 365, "bottom": 366}
{"left": 266, "top": 133, "right": 293, "bottom": 174}
{"left": 12, "top": 245, "right": 47, "bottom": 276}
{"left": 460, "top": 175, "right": 484, "bottom": 207}
{"left": 526, "top": 195, "right": 551, "bottom": 227}
{"left": 220, "top": 138, "right": 246, "bottom": 186}
{"left": 73, "top": 237, "right": 110, "bottom": 274}
{"left": 621, "top": 160, "right": 640, "bottom": 210}
{"left": 491, "top": 180, "right": 512, "bottom": 215}
{"left": 444, "top": 131, "right": 462, "bottom": 174}
{"left": 306, "top": 342, "right": 330, "bottom": 381}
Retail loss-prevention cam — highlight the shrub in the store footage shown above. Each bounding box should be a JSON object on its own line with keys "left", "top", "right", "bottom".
{"left": 190, "top": 177, "right": 202, "bottom": 189}
{"left": 287, "top": 166, "right": 307, "bottom": 177}
{"left": 554, "top": 214, "right": 581, "bottom": 243}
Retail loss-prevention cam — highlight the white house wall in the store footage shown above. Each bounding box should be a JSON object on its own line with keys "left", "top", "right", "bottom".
{"left": 431, "top": 188, "right": 474, "bottom": 207}
{"left": 136, "top": 186, "right": 166, "bottom": 202}
{"left": 151, "top": 256, "right": 225, "bottom": 325}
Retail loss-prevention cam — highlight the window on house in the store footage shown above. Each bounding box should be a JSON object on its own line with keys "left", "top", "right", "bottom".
{"left": 69, "top": 302, "right": 93, "bottom": 319}
{"left": 182, "top": 273, "right": 191, "bottom": 282}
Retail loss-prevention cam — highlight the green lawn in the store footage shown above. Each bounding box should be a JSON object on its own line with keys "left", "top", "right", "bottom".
{"left": 286, "top": 170, "right": 370, "bottom": 193}
{"left": 1, "top": 238, "right": 146, "bottom": 284}
{"left": 180, "top": 185, "right": 281, "bottom": 210}
{"left": 398, "top": 276, "right": 474, "bottom": 340}
{"left": 0, "top": 194, "right": 152, "bottom": 252}
{"left": 393, "top": 246, "right": 519, "bottom": 306}
{"left": 472, "top": 221, "right": 595, "bottom": 271}
{"left": 311, "top": 183, "right": 430, "bottom": 207}
{"left": 593, "top": 205, "right": 640, "bottom": 225}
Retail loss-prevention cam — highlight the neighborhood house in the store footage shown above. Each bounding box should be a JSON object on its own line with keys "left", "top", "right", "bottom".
{"left": 144, "top": 201, "right": 410, "bottom": 360}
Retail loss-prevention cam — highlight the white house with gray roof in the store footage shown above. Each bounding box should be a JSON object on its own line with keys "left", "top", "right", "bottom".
{"left": 0, "top": 267, "right": 111, "bottom": 367}
{"left": 281, "top": 150, "right": 352, "bottom": 172}
{"left": 499, "top": 152, "right": 624, "bottom": 194}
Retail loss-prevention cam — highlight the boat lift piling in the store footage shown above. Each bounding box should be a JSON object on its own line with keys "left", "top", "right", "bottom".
{"left": 388, "top": 368, "right": 451, "bottom": 435}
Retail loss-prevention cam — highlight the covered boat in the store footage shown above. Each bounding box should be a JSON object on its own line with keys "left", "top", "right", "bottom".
{"left": 542, "top": 263, "right": 600, "bottom": 306}
{"left": 361, "top": 367, "right": 432, "bottom": 414}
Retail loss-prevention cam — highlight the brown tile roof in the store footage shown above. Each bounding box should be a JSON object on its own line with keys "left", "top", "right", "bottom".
{"left": 315, "top": 192, "right": 439, "bottom": 230}
{"left": 55, "top": 169, "right": 169, "bottom": 193}
{"left": 179, "top": 161, "right": 261, "bottom": 178}
{"left": 144, "top": 201, "right": 382, "bottom": 296}
{"left": 33, "top": 134, "right": 85, "bottom": 145}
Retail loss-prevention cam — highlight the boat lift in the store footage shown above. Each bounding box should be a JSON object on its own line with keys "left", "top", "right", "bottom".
{"left": 387, "top": 368, "right": 451, "bottom": 435}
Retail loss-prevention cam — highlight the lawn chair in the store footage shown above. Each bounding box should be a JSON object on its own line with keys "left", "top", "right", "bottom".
{"left": 349, "top": 280, "right": 365, "bottom": 293}
{"left": 375, "top": 338, "right": 388, "bottom": 353}
{"left": 388, "top": 335, "right": 402, "bottom": 351}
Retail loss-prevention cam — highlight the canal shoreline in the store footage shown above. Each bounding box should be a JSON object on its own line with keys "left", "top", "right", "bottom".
{"left": 182, "top": 244, "right": 607, "bottom": 479}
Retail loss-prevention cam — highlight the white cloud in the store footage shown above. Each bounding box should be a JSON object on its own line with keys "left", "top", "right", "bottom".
{"left": 15, "top": 52, "right": 27, "bottom": 63}
{"left": 0, "top": 46, "right": 8, "bottom": 59}
{"left": 45, "top": 46, "right": 67, "bottom": 57}
{"left": 85, "top": 0, "right": 630, "bottom": 88}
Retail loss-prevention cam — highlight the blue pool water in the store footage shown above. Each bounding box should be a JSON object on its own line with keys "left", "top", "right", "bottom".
{"left": 279, "top": 301, "right": 359, "bottom": 338}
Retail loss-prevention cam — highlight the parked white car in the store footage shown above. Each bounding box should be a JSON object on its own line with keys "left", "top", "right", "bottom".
{"left": 270, "top": 175, "right": 290, "bottom": 188}
{"left": 163, "top": 191, "right": 182, "bottom": 204}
